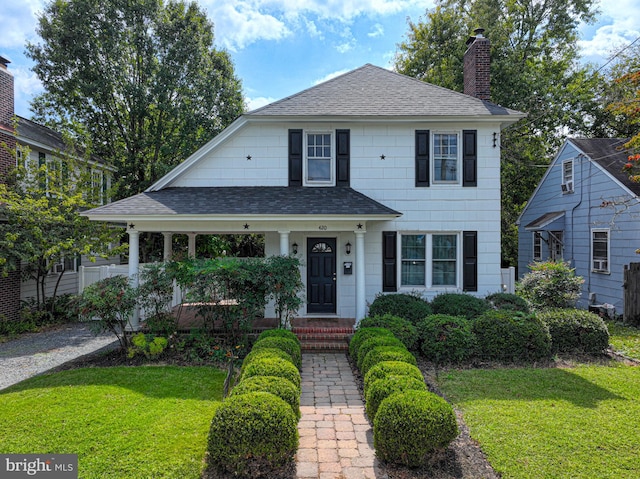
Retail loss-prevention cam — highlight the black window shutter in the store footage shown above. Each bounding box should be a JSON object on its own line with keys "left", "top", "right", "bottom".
{"left": 382, "top": 231, "right": 397, "bottom": 292}
{"left": 415, "top": 130, "right": 430, "bottom": 187}
{"left": 336, "top": 129, "right": 350, "bottom": 186}
{"left": 462, "top": 231, "right": 478, "bottom": 292}
{"left": 288, "top": 129, "right": 303, "bottom": 187}
{"left": 462, "top": 130, "right": 477, "bottom": 187}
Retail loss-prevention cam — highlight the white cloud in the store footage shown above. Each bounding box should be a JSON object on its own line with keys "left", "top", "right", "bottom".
{"left": 0, "top": 0, "right": 42, "bottom": 49}
{"left": 313, "top": 69, "right": 351, "bottom": 85}
{"left": 246, "top": 96, "right": 276, "bottom": 111}
{"left": 368, "top": 23, "right": 384, "bottom": 38}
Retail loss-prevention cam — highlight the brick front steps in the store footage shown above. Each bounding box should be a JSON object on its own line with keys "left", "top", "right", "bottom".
{"left": 293, "top": 326, "right": 354, "bottom": 352}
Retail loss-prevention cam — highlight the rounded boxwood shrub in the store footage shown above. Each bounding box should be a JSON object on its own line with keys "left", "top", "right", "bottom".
{"left": 349, "top": 327, "right": 395, "bottom": 359}
{"left": 431, "top": 293, "right": 490, "bottom": 320}
{"left": 361, "top": 346, "right": 417, "bottom": 376}
{"left": 358, "top": 314, "right": 419, "bottom": 350}
{"left": 486, "top": 292, "right": 530, "bottom": 313}
{"left": 417, "top": 314, "right": 474, "bottom": 364}
{"left": 356, "top": 335, "right": 404, "bottom": 369}
{"left": 368, "top": 293, "right": 433, "bottom": 325}
{"left": 365, "top": 375, "right": 427, "bottom": 420}
{"left": 240, "top": 347, "right": 294, "bottom": 377}
{"left": 364, "top": 361, "right": 424, "bottom": 392}
{"left": 537, "top": 308, "right": 610, "bottom": 354}
{"left": 252, "top": 336, "right": 301, "bottom": 370}
{"left": 373, "top": 390, "right": 458, "bottom": 467}
{"left": 231, "top": 375, "right": 300, "bottom": 419}
{"left": 208, "top": 392, "right": 298, "bottom": 477}
{"left": 472, "top": 310, "right": 552, "bottom": 362}
{"left": 242, "top": 357, "right": 301, "bottom": 390}
{"left": 257, "top": 328, "right": 300, "bottom": 346}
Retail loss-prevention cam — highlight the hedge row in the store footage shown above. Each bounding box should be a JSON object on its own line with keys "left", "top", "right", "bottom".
{"left": 350, "top": 327, "right": 458, "bottom": 467}
{"left": 207, "top": 329, "right": 302, "bottom": 477}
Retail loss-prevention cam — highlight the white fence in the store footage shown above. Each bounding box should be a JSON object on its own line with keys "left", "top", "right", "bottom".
{"left": 501, "top": 266, "right": 516, "bottom": 294}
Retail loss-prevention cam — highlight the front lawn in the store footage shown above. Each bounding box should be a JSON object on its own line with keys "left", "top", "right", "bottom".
{"left": 438, "top": 364, "right": 640, "bottom": 479}
{"left": 0, "top": 366, "right": 225, "bottom": 478}
{"left": 607, "top": 320, "right": 640, "bottom": 360}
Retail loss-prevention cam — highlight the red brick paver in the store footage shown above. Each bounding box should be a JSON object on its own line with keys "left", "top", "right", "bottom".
{"left": 296, "top": 353, "right": 385, "bottom": 479}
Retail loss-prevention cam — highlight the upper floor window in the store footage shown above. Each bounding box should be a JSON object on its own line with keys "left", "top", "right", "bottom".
{"left": 305, "top": 133, "right": 333, "bottom": 185}
{"left": 562, "top": 159, "right": 574, "bottom": 193}
{"left": 533, "top": 232, "right": 542, "bottom": 261}
{"left": 592, "top": 229, "right": 609, "bottom": 273}
{"left": 433, "top": 133, "right": 459, "bottom": 183}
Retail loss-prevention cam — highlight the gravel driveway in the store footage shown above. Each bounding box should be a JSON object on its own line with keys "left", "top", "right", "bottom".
{"left": 0, "top": 323, "right": 117, "bottom": 390}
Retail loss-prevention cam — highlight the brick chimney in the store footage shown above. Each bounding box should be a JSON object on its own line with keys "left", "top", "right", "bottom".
{"left": 463, "top": 28, "right": 491, "bottom": 101}
{"left": 0, "top": 55, "right": 14, "bottom": 132}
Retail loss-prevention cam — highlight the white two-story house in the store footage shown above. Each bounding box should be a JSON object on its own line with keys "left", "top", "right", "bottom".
{"left": 85, "top": 31, "right": 525, "bottom": 326}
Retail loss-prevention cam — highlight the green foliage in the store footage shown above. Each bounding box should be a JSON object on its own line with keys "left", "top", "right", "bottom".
{"left": 364, "top": 361, "right": 425, "bottom": 392}
{"left": 27, "top": 0, "right": 244, "bottom": 199}
{"left": 240, "top": 348, "right": 295, "bottom": 378}
{"left": 368, "top": 293, "right": 433, "bottom": 324}
{"left": 257, "top": 328, "right": 300, "bottom": 347}
{"left": 127, "top": 333, "right": 168, "bottom": 359}
{"left": 486, "top": 292, "right": 531, "bottom": 313}
{"left": 417, "top": 314, "right": 475, "bottom": 364}
{"left": 356, "top": 335, "right": 405, "bottom": 369}
{"left": 358, "top": 314, "right": 419, "bottom": 350}
{"left": 431, "top": 293, "right": 490, "bottom": 320}
{"left": 265, "top": 256, "right": 304, "bottom": 329}
{"left": 472, "top": 310, "right": 552, "bottom": 362}
{"left": 361, "top": 346, "right": 418, "bottom": 377}
{"left": 516, "top": 261, "right": 584, "bottom": 310}
{"left": 252, "top": 337, "right": 301, "bottom": 370}
{"left": 373, "top": 390, "right": 458, "bottom": 467}
{"left": 241, "top": 357, "right": 301, "bottom": 391}
{"left": 365, "top": 375, "right": 427, "bottom": 421}
{"left": 538, "top": 309, "right": 610, "bottom": 354}
{"left": 76, "top": 276, "right": 138, "bottom": 351}
{"left": 231, "top": 376, "right": 300, "bottom": 420}
{"left": 349, "top": 327, "right": 395, "bottom": 359}
{"left": 207, "top": 392, "right": 298, "bottom": 477}
{"left": 138, "top": 262, "right": 177, "bottom": 335}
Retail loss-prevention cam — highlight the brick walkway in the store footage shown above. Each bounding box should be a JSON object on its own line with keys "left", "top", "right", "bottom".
{"left": 296, "top": 353, "right": 384, "bottom": 479}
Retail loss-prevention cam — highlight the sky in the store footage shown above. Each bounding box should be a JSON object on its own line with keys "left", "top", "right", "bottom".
{"left": 1, "top": 0, "right": 639, "bottom": 118}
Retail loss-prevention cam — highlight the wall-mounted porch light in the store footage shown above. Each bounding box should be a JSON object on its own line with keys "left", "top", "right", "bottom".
{"left": 345, "top": 242, "right": 352, "bottom": 255}
{"left": 292, "top": 242, "right": 298, "bottom": 255}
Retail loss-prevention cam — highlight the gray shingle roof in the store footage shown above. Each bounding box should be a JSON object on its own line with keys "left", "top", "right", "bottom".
{"left": 86, "top": 187, "right": 401, "bottom": 217}
{"left": 247, "top": 64, "right": 524, "bottom": 118}
{"left": 570, "top": 138, "right": 640, "bottom": 196}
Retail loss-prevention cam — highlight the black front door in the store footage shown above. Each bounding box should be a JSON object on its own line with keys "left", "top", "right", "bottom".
{"left": 307, "top": 238, "right": 337, "bottom": 314}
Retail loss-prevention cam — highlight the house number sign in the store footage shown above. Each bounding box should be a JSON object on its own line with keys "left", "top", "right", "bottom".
{"left": 318, "top": 225, "right": 328, "bottom": 230}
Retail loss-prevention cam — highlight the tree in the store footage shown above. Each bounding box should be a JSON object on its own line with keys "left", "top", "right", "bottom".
{"left": 395, "top": 0, "right": 599, "bottom": 266}
{"left": 27, "top": 0, "right": 244, "bottom": 199}
{"left": 0, "top": 140, "right": 126, "bottom": 314}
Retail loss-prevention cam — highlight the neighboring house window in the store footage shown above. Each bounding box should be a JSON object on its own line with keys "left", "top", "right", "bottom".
{"left": 49, "top": 255, "right": 79, "bottom": 274}
{"left": 15, "top": 147, "right": 22, "bottom": 167}
{"left": 433, "top": 133, "right": 458, "bottom": 183}
{"left": 400, "top": 233, "right": 458, "bottom": 287}
{"left": 550, "top": 231, "right": 563, "bottom": 261}
{"left": 305, "top": 133, "right": 333, "bottom": 185}
{"left": 562, "top": 159, "right": 574, "bottom": 193}
{"left": 592, "top": 229, "right": 609, "bottom": 273}
{"left": 533, "top": 232, "right": 542, "bottom": 261}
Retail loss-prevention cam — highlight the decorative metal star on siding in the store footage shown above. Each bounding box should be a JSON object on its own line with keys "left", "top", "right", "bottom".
{"left": 129, "top": 223, "right": 135, "bottom": 230}
{"left": 380, "top": 154, "right": 386, "bottom": 160}
{"left": 357, "top": 223, "right": 363, "bottom": 229}
{"left": 244, "top": 223, "right": 250, "bottom": 229}
{"left": 246, "top": 155, "right": 252, "bottom": 160}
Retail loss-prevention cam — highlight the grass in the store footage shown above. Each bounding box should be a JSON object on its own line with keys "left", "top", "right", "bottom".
{"left": 606, "top": 320, "right": 640, "bottom": 360}
{"left": 438, "top": 363, "right": 640, "bottom": 479}
{"left": 0, "top": 366, "right": 225, "bottom": 478}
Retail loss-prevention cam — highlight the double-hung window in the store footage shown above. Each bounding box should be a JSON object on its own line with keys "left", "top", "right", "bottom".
{"left": 401, "top": 233, "right": 458, "bottom": 288}
{"left": 562, "top": 159, "right": 574, "bottom": 193}
{"left": 533, "top": 232, "right": 542, "bottom": 261}
{"left": 305, "top": 133, "right": 333, "bottom": 185}
{"left": 433, "top": 133, "right": 459, "bottom": 183}
{"left": 592, "top": 229, "right": 609, "bottom": 273}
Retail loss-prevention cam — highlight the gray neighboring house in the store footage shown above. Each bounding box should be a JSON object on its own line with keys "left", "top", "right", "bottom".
{"left": 517, "top": 138, "right": 639, "bottom": 315}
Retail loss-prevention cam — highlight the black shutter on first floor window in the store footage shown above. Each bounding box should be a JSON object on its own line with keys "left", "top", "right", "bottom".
{"left": 336, "top": 129, "right": 350, "bottom": 186}
{"left": 382, "top": 231, "right": 397, "bottom": 292}
{"left": 415, "top": 130, "right": 430, "bottom": 187}
{"left": 462, "top": 130, "right": 477, "bottom": 187}
{"left": 462, "top": 231, "right": 478, "bottom": 292}
{"left": 288, "top": 129, "right": 303, "bottom": 187}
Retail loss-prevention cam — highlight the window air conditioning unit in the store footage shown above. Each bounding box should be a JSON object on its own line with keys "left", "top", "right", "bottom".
{"left": 561, "top": 182, "right": 573, "bottom": 193}
{"left": 53, "top": 263, "right": 64, "bottom": 274}
{"left": 593, "top": 260, "right": 607, "bottom": 271}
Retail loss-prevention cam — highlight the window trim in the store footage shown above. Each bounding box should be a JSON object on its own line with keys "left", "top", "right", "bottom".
{"left": 303, "top": 131, "right": 335, "bottom": 186}
{"left": 550, "top": 230, "right": 563, "bottom": 261}
{"left": 398, "top": 232, "right": 461, "bottom": 289}
{"left": 562, "top": 159, "right": 574, "bottom": 193}
{"left": 432, "top": 131, "right": 460, "bottom": 185}
{"left": 533, "top": 231, "right": 542, "bottom": 261}
{"left": 591, "top": 228, "right": 610, "bottom": 274}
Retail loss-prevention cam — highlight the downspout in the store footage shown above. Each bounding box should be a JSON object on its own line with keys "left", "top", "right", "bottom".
{"left": 569, "top": 154, "right": 587, "bottom": 297}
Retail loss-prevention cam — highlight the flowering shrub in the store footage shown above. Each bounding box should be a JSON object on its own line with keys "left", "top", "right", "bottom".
{"left": 516, "top": 261, "right": 584, "bottom": 310}
{"left": 127, "top": 333, "right": 168, "bottom": 359}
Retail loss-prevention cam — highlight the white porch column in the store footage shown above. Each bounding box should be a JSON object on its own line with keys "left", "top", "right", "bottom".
{"left": 355, "top": 230, "right": 366, "bottom": 323}
{"left": 187, "top": 233, "right": 197, "bottom": 258}
{"left": 127, "top": 229, "right": 140, "bottom": 330}
{"left": 163, "top": 233, "right": 173, "bottom": 261}
{"left": 278, "top": 230, "right": 290, "bottom": 256}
